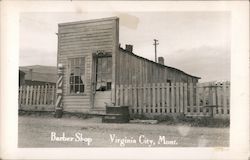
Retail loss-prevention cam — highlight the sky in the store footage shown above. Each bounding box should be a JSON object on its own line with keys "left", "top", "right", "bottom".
{"left": 20, "top": 12, "right": 231, "bottom": 82}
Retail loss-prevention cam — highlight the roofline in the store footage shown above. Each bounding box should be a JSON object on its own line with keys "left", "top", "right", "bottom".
{"left": 119, "top": 47, "right": 201, "bottom": 79}
{"left": 58, "top": 17, "right": 119, "bottom": 27}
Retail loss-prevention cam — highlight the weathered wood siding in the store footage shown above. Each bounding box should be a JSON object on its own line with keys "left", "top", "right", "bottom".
{"left": 57, "top": 17, "right": 119, "bottom": 112}
{"left": 116, "top": 49, "right": 199, "bottom": 86}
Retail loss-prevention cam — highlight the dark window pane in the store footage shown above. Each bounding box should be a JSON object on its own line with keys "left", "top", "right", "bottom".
{"left": 70, "top": 85, "right": 74, "bottom": 93}
{"left": 80, "top": 85, "right": 84, "bottom": 92}
{"left": 75, "top": 85, "right": 79, "bottom": 93}
{"left": 75, "top": 76, "right": 80, "bottom": 84}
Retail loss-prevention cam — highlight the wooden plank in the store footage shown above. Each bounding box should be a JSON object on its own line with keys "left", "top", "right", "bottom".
{"left": 161, "top": 83, "right": 166, "bottom": 113}
{"left": 166, "top": 83, "right": 170, "bottom": 113}
{"left": 195, "top": 84, "right": 200, "bottom": 115}
{"left": 217, "top": 85, "right": 222, "bottom": 115}
{"left": 176, "top": 82, "right": 180, "bottom": 113}
{"left": 189, "top": 83, "right": 194, "bottom": 114}
{"left": 29, "top": 85, "right": 34, "bottom": 105}
{"left": 128, "top": 85, "right": 132, "bottom": 112}
{"left": 25, "top": 86, "right": 30, "bottom": 105}
{"left": 222, "top": 83, "right": 227, "bottom": 115}
{"left": 138, "top": 84, "right": 142, "bottom": 114}
{"left": 152, "top": 83, "right": 156, "bottom": 113}
{"left": 183, "top": 83, "right": 188, "bottom": 114}
{"left": 157, "top": 83, "right": 161, "bottom": 114}
{"left": 51, "top": 85, "right": 55, "bottom": 105}
{"left": 147, "top": 84, "right": 151, "bottom": 113}
{"left": 44, "top": 85, "right": 48, "bottom": 105}
{"left": 19, "top": 86, "right": 23, "bottom": 105}
{"left": 116, "top": 85, "right": 120, "bottom": 106}
{"left": 133, "top": 85, "right": 137, "bottom": 113}
{"left": 36, "top": 85, "right": 40, "bottom": 105}
{"left": 124, "top": 85, "right": 128, "bottom": 106}
{"left": 39, "top": 85, "right": 43, "bottom": 105}
{"left": 19, "top": 86, "right": 22, "bottom": 105}
{"left": 171, "top": 83, "right": 175, "bottom": 113}
{"left": 143, "top": 84, "right": 147, "bottom": 113}
{"left": 120, "top": 85, "right": 124, "bottom": 106}
{"left": 180, "top": 83, "right": 184, "bottom": 113}
{"left": 32, "top": 86, "right": 37, "bottom": 105}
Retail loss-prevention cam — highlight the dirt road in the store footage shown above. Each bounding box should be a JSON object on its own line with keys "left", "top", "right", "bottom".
{"left": 18, "top": 115, "right": 229, "bottom": 147}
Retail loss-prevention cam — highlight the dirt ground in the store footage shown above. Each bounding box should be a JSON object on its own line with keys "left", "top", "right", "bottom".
{"left": 18, "top": 115, "right": 229, "bottom": 147}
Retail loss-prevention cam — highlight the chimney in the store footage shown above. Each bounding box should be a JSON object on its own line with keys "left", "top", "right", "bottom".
{"left": 125, "top": 44, "right": 133, "bottom": 52}
{"left": 158, "top": 57, "right": 164, "bottom": 65}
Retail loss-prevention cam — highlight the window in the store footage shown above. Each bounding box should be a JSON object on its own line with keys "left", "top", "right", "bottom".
{"left": 96, "top": 56, "right": 112, "bottom": 91}
{"left": 69, "top": 57, "right": 85, "bottom": 94}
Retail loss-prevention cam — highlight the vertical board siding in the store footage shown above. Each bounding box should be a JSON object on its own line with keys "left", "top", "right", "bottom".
{"left": 115, "top": 82, "right": 230, "bottom": 118}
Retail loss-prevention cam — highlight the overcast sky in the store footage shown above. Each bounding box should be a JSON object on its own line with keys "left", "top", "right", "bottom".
{"left": 20, "top": 12, "right": 230, "bottom": 82}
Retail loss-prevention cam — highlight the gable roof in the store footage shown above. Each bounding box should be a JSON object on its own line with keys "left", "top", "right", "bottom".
{"left": 19, "top": 65, "right": 57, "bottom": 83}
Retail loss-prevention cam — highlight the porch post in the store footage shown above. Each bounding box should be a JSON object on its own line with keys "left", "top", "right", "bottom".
{"left": 55, "top": 64, "right": 64, "bottom": 118}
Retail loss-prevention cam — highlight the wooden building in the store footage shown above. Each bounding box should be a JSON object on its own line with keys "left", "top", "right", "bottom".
{"left": 57, "top": 17, "right": 200, "bottom": 113}
{"left": 19, "top": 65, "right": 57, "bottom": 86}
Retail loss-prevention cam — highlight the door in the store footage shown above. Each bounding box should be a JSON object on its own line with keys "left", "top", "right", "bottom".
{"left": 93, "top": 56, "right": 112, "bottom": 109}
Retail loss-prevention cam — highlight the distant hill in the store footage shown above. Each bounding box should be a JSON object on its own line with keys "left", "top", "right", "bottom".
{"left": 19, "top": 65, "right": 57, "bottom": 83}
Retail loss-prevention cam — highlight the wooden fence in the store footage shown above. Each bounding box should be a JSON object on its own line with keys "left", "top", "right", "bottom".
{"left": 19, "top": 82, "right": 230, "bottom": 118}
{"left": 115, "top": 82, "right": 230, "bottom": 118}
{"left": 19, "top": 85, "right": 56, "bottom": 111}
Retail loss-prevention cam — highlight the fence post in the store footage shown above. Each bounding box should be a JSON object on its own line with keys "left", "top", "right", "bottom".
{"left": 176, "top": 82, "right": 180, "bottom": 113}
{"left": 152, "top": 83, "right": 156, "bottom": 113}
{"left": 143, "top": 83, "right": 147, "bottom": 114}
{"left": 195, "top": 84, "right": 200, "bottom": 116}
{"left": 161, "top": 83, "right": 166, "bottom": 113}
{"left": 166, "top": 83, "right": 170, "bottom": 113}
{"left": 180, "top": 83, "right": 183, "bottom": 113}
{"left": 183, "top": 83, "right": 188, "bottom": 114}
{"left": 171, "top": 83, "right": 175, "bottom": 113}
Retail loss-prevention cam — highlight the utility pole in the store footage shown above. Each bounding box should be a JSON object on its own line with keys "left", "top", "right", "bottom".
{"left": 153, "top": 39, "right": 159, "bottom": 63}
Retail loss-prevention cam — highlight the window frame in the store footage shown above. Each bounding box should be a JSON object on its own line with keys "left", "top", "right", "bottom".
{"left": 95, "top": 55, "right": 112, "bottom": 91}
{"left": 67, "top": 56, "right": 86, "bottom": 96}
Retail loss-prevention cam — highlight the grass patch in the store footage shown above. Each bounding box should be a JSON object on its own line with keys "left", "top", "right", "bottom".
{"left": 18, "top": 110, "right": 92, "bottom": 120}
{"left": 130, "top": 114, "right": 229, "bottom": 128}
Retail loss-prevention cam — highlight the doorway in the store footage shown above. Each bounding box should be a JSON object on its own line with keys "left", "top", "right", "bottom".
{"left": 93, "top": 56, "right": 112, "bottom": 109}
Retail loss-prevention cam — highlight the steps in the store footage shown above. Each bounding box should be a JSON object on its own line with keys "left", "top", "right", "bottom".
{"left": 102, "top": 106, "right": 130, "bottom": 123}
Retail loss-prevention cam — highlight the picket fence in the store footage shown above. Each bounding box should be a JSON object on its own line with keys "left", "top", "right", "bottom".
{"left": 19, "top": 82, "right": 230, "bottom": 118}
{"left": 19, "top": 85, "right": 56, "bottom": 111}
{"left": 115, "top": 82, "right": 230, "bottom": 118}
